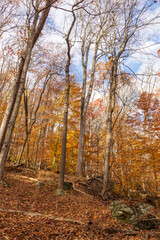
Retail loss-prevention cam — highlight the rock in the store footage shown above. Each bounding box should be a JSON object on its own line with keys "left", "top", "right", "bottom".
{"left": 36, "top": 181, "right": 45, "bottom": 188}
{"left": 134, "top": 214, "right": 159, "bottom": 230}
{"left": 64, "top": 182, "right": 73, "bottom": 190}
{"left": 109, "top": 200, "right": 135, "bottom": 224}
{"left": 55, "top": 189, "right": 65, "bottom": 196}
{"left": 45, "top": 180, "right": 53, "bottom": 184}
{"left": 133, "top": 203, "right": 154, "bottom": 216}
{"left": 109, "top": 200, "right": 159, "bottom": 230}
{"left": 0, "top": 180, "right": 10, "bottom": 188}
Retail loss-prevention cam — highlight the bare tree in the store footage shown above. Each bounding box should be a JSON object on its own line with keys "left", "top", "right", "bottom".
{"left": 0, "top": 0, "right": 16, "bottom": 36}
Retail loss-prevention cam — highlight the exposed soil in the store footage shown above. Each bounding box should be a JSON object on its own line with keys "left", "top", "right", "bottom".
{"left": 0, "top": 168, "right": 160, "bottom": 240}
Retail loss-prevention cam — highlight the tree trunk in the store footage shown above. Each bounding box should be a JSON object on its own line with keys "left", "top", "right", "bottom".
{"left": 59, "top": 84, "right": 70, "bottom": 189}
{"left": 0, "top": 82, "right": 25, "bottom": 179}
{"left": 101, "top": 60, "right": 117, "bottom": 198}
{"left": 77, "top": 39, "right": 101, "bottom": 176}
{"left": 34, "top": 128, "right": 42, "bottom": 169}
{"left": 58, "top": 1, "right": 84, "bottom": 189}
{"left": 17, "top": 72, "right": 51, "bottom": 165}
{"left": 0, "top": 58, "right": 25, "bottom": 152}
{"left": 77, "top": 113, "right": 86, "bottom": 176}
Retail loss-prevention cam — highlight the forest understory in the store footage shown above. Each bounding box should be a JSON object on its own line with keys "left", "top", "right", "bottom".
{"left": 0, "top": 167, "right": 160, "bottom": 240}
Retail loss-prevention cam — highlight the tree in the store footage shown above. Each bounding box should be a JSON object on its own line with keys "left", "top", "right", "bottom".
{"left": 0, "top": 0, "right": 59, "bottom": 180}
{"left": 17, "top": 71, "right": 53, "bottom": 165}
{"left": 101, "top": 0, "right": 159, "bottom": 198}
{"left": 112, "top": 90, "right": 160, "bottom": 196}
{"left": 132, "top": 91, "right": 160, "bottom": 193}
{"left": 59, "top": 0, "right": 85, "bottom": 190}
{"left": 0, "top": 0, "right": 16, "bottom": 36}
{"left": 77, "top": 0, "right": 110, "bottom": 176}
{"left": 84, "top": 98, "right": 105, "bottom": 176}
{"left": 0, "top": 1, "right": 18, "bottom": 122}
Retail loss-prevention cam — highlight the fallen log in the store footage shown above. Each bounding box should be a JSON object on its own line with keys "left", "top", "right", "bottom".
{"left": 0, "top": 208, "right": 85, "bottom": 225}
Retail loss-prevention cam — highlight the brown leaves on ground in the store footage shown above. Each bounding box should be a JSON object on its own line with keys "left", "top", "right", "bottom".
{"left": 0, "top": 169, "right": 160, "bottom": 240}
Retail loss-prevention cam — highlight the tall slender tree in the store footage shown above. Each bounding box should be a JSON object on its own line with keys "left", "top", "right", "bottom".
{"left": 77, "top": 0, "right": 112, "bottom": 176}
{"left": 59, "top": 0, "right": 84, "bottom": 190}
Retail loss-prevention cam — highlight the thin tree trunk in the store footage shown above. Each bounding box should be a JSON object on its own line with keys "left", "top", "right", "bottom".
{"left": 152, "top": 149, "right": 158, "bottom": 192}
{"left": 101, "top": 108, "right": 112, "bottom": 197}
{"left": 59, "top": 0, "right": 84, "bottom": 189}
{"left": 38, "top": 126, "right": 47, "bottom": 170}
{"left": 77, "top": 114, "right": 86, "bottom": 176}
{"left": 17, "top": 72, "right": 51, "bottom": 165}
{"left": 128, "top": 145, "right": 132, "bottom": 198}
{"left": 101, "top": 60, "right": 117, "bottom": 198}
{"left": 96, "top": 134, "right": 100, "bottom": 175}
{"left": 77, "top": 38, "right": 101, "bottom": 176}
{"left": 34, "top": 128, "right": 42, "bottom": 168}
{"left": 77, "top": 0, "right": 109, "bottom": 177}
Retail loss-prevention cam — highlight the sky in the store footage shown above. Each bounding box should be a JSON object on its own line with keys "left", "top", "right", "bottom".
{"left": 1, "top": 0, "right": 160, "bottom": 94}
{"left": 44, "top": 0, "right": 160, "bottom": 93}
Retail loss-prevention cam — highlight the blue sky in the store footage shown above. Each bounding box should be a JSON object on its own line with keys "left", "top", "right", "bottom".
{"left": 47, "top": 1, "right": 160, "bottom": 79}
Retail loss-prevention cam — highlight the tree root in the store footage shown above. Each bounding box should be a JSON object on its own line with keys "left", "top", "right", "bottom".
{"left": 72, "top": 182, "right": 94, "bottom": 199}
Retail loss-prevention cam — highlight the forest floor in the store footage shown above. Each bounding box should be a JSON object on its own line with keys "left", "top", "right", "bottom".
{"left": 0, "top": 167, "right": 160, "bottom": 240}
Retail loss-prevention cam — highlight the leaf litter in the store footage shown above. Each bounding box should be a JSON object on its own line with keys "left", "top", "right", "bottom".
{"left": 0, "top": 169, "right": 159, "bottom": 240}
